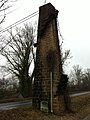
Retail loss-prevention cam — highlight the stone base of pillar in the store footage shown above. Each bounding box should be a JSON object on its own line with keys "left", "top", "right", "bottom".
{"left": 53, "top": 96, "right": 64, "bottom": 115}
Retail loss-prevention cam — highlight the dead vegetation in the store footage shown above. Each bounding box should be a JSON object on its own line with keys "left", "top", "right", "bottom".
{"left": 0, "top": 93, "right": 90, "bottom": 120}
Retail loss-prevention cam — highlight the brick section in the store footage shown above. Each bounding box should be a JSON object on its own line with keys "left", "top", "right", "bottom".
{"left": 33, "top": 3, "right": 64, "bottom": 114}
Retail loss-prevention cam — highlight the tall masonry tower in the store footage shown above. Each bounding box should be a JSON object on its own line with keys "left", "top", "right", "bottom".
{"left": 33, "top": 3, "right": 65, "bottom": 114}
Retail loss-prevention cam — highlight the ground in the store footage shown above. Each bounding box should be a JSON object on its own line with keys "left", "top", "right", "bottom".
{"left": 0, "top": 94, "right": 90, "bottom": 120}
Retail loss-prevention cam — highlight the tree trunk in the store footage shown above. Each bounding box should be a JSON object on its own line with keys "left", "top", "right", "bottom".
{"left": 19, "top": 76, "right": 32, "bottom": 98}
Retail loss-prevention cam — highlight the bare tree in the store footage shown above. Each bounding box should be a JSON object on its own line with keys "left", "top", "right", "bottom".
{"left": 60, "top": 38, "right": 72, "bottom": 72}
{"left": 81, "top": 69, "right": 90, "bottom": 91}
{"left": 1, "top": 23, "right": 36, "bottom": 97}
{"left": 61, "top": 49, "right": 72, "bottom": 66}
{"left": 0, "top": 0, "right": 17, "bottom": 25}
{"left": 73, "top": 65, "right": 83, "bottom": 86}
{"left": 69, "top": 65, "right": 83, "bottom": 92}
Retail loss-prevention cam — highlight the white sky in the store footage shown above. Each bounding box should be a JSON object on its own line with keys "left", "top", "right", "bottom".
{"left": 1, "top": 0, "right": 90, "bottom": 73}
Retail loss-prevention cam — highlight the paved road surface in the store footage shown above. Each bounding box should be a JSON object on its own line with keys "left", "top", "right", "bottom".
{"left": 0, "top": 91, "right": 90, "bottom": 111}
{"left": 70, "top": 91, "right": 90, "bottom": 97}
{"left": 0, "top": 100, "right": 32, "bottom": 111}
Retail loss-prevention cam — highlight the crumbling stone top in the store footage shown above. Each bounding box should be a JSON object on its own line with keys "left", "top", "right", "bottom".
{"left": 38, "top": 3, "right": 58, "bottom": 38}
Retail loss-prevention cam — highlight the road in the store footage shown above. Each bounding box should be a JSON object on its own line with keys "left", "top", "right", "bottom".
{"left": 70, "top": 91, "right": 90, "bottom": 97}
{"left": 0, "top": 100, "right": 32, "bottom": 111}
{"left": 0, "top": 91, "right": 90, "bottom": 111}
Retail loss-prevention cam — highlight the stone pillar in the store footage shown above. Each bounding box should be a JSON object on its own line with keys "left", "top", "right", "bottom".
{"left": 33, "top": 3, "right": 64, "bottom": 114}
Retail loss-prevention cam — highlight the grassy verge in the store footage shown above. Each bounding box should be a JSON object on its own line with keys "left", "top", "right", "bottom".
{"left": 0, "top": 94, "right": 90, "bottom": 120}
{"left": 71, "top": 93, "right": 90, "bottom": 111}
{"left": 70, "top": 93, "right": 90, "bottom": 120}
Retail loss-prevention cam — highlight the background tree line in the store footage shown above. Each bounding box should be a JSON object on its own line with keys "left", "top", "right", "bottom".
{"left": 68, "top": 65, "right": 90, "bottom": 93}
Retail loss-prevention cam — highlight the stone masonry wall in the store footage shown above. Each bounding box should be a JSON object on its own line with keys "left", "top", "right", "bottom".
{"left": 33, "top": 3, "right": 64, "bottom": 114}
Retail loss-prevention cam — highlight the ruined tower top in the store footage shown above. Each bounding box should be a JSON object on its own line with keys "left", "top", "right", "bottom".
{"left": 38, "top": 3, "right": 58, "bottom": 38}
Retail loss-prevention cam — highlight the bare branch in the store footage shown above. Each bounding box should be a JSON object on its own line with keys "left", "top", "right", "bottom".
{"left": 0, "top": 0, "right": 17, "bottom": 24}
{"left": 0, "top": 14, "right": 5, "bottom": 24}
{"left": 0, "top": 0, "right": 8, "bottom": 9}
{"left": 61, "top": 49, "right": 72, "bottom": 66}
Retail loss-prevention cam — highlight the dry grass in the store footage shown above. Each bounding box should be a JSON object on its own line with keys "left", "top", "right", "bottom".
{"left": 0, "top": 94, "right": 90, "bottom": 120}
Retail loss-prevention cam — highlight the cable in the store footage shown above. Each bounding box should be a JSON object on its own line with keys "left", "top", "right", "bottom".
{"left": 0, "top": 10, "right": 39, "bottom": 34}
{"left": 0, "top": 11, "right": 38, "bottom": 52}
{"left": 0, "top": 11, "right": 39, "bottom": 52}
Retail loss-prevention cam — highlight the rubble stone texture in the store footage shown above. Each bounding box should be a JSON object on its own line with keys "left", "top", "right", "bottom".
{"left": 33, "top": 3, "right": 63, "bottom": 114}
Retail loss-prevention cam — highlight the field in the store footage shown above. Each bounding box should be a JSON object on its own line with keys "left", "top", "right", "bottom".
{"left": 0, "top": 94, "right": 90, "bottom": 120}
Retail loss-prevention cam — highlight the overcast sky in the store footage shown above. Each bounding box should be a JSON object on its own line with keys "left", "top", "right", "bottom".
{"left": 1, "top": 0, "right": 90, "bottom": 73}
